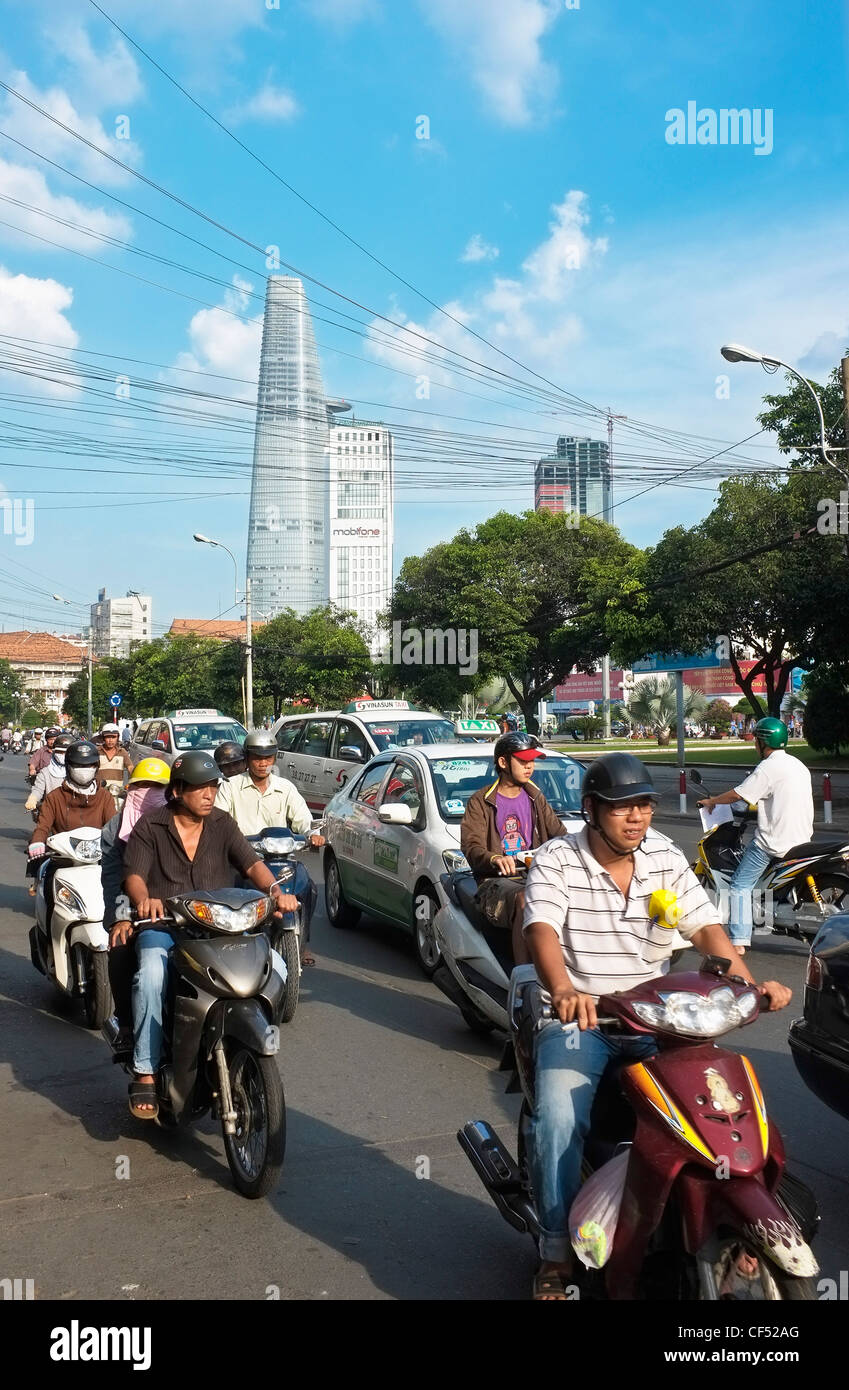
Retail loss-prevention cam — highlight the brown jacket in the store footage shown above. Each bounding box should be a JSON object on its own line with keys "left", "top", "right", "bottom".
{"left": 460, "top": 778, "right": 566, "bottom": 881}
{"left": 31, "top": 784, "right": 117, "bottom": 846}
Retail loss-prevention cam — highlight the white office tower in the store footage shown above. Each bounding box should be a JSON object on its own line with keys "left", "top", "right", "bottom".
{"left": 327, "top": 416, "right": 394, "bottom": 650}
{"left": 247, "top": 277, "right": 330, "bottom": 616}
{"left": 90, "top": 589, "right": 152, "bottom": 658}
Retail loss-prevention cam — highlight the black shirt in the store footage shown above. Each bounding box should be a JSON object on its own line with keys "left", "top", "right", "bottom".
{"left": 123, "top": 804, "right": 259, "bottom": 902}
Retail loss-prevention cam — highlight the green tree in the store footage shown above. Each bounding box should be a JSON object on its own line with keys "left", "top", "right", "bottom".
{"left": 124, "top": 635, "right": 238, "bottom": 716}
{"left": 253, "top": 606, "right": 374, "bottom": 718}
{"left": 704, "top": 698, "right": 733, "bottom": 733}
{"left": 626, "top": 676, "right": 706, "bottom": 746}
{"left": 388, "top": 509, "right": 637, "bottom": 734}
{"left": 0, "top": 658, "right": 24, "bottom": 719}
{"left": 803, "top": 667, "right": 849, "bottom": 756}
{"left": 757, "top": 364, "right": 847, "bottom": 469}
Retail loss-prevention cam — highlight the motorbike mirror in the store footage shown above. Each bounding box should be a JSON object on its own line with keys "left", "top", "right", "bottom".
{"left": 689, "top": 769, "right": 704, "bottom": 785}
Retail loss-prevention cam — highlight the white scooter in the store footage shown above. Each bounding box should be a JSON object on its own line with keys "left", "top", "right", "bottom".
{"left": 28, "top": 826, "right": 112, "bottom": 1028}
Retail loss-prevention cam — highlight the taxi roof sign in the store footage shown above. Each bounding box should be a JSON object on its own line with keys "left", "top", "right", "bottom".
{"left": 167, "top": 708, "right": 222, "bottom": 719}
{"left": 455, "top": 718, "right": 500, "bottom": 737}
{"left": 343, "top": 699, "right": 411, "bottom": 714}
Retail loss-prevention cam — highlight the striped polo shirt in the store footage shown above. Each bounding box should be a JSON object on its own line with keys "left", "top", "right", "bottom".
{"left": 522, "top": 824, "right": 718, "bottom": 999}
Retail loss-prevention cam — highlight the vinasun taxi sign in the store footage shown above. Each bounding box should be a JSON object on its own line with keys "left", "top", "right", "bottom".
{"left": 343, "top": 700, "right": 411, "bottom": 714}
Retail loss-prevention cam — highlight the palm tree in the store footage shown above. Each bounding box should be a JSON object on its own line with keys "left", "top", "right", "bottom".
{"left": 625, "top": 676, "right": 707, "bottom": 746}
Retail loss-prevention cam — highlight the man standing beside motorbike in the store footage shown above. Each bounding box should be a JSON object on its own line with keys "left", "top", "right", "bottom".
{"left": 697, "top": 717, "right": 813, "bottom": 953}
{"left": 461, "top": 731, "right": 565, "bottom": 966}
{"left": 214, "top": 731, "right": 324, "bottom": 967}
{"left": 522, "top": 752, "right": 792, "bottom": 1301}
{"left": 119, "top": 751, "right": 297, "bottom": 1118}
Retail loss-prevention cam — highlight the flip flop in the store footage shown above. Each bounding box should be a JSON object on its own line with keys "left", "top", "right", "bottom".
{"left": 301, "top": 950, "right": 316, "bottom": 967}
{"left": 533, "top": 1269, "right": 575, "bottom": 1300}
{"left": 128, "top": 1079, "right": 158, "bottom": 1120}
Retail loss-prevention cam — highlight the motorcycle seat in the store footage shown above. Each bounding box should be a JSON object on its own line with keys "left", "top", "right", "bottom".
{"left": 775, "top": 838, "right": 847, "bottom": 863}
{"left": 455, "top": 874, "right": 490, "bottom": 931}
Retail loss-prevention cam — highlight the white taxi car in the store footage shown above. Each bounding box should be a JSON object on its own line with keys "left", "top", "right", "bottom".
{"left": 321, "top": 741, "right": 585, "bottom": 977}
{"left": 272, "top": 700, "right": 457, "bottom": 812}
{"left": 129, "top": 708, "right": 248, "bottom": 767}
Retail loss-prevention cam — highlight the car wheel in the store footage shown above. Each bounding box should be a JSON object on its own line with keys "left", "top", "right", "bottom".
{"left": 324, "top": 852, "right": 360, "bottom": 930}
{"left": 412, "top": 885, "right": 442, "bottom": 978}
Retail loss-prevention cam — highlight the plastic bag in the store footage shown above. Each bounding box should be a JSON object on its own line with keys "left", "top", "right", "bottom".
{"left": 568, "top": 1147, "right": 630, "bottom": 1269}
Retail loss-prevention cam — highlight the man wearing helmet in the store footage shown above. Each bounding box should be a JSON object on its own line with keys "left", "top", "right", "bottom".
{"left": 697, "top": 716, "right": 814, "bottom": 953}
{"left": 461, "top": 731, "right": 566, "bottom": 964}
{"left": 120, "top": 750, "right": 298, "bottom": 1117}
{"left": 28, "top": 726, "right": 60, "bottom": 783}
{"left": 214, "top": 730, "right": 324, "bottom": 966}
{"left": 521, "top": 752, "right": 792, "bottom": 1300}
{"left": 28, "top": 741, "right": 116, "bottom": 848}
{"left": 214, "top": 741, "right": 247, "bottom": 780}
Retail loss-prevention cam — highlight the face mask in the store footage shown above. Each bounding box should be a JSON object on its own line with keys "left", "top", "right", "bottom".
{"left": 68, "top": 765, "right": 94, "bottom": 787}
{"left": 53, "top": 751, "right": 66, "bottom": 765}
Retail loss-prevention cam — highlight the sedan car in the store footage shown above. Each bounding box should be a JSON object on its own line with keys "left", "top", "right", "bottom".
{"left": 321, "top": 742, "right": 585, "bottom": 977}
{"left": 129, "top": 708, "right": 248, "bottom": 766}
{"left": 789, "top": 912, "right": 849, "bottom": 1124}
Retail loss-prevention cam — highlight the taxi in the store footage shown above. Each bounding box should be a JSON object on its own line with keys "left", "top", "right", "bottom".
{"left": 129, "top": 708, "right": 248, "bottom": 767}
{"left": 321, "top": 739, "right": 585, "bottom": 977}
{"left": 271, "top": 700, "right": 457, "bottom": 812}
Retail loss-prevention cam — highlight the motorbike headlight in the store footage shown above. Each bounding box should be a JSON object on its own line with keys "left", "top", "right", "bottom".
{"left": 442, "top": 848, "right": 471, "bottom": 873}
{"left": 633, "top": 985, "right": 761, "bottom": 1038}
{"left": 262, "top": 835, "right": 296, "bottom": 856}
{"left": 186, "top": 899, "right": 269, "bottom": 933}
{"left": 69, "top": 837, "right": 101, "bottom": 862}
{"left": 56, "top": 884, "right": 85, "bottom": 915}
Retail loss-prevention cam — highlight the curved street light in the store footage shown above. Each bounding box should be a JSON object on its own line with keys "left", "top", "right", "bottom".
{"left": 720, "top": 343, "right": 844, "bottom": 478}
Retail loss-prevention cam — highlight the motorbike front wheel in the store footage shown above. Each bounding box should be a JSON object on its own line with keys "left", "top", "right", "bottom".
{"left": 697, "top": 1241, "right": 817, "bottom": 1300}
{"left": 274, "top": 928, "right": 301, "bottom": 1023}
{"left": 223, "top": 1048, "right": 286, "bottom": 1199}
{"left": 76, "top": 947, "right": 113, "bottom": 1029}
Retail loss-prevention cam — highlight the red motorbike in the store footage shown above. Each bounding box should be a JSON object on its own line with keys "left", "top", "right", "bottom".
{"left": 459, "top": 957, "right": 820, "bottom": 1299}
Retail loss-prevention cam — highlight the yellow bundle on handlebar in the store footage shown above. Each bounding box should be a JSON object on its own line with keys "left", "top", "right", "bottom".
{"left": 648, "top": 889, "right": 681, "bottom": 929}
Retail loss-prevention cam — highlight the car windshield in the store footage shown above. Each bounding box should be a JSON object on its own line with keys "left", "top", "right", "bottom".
{"left": 172, "top": 720, "right": 248, "bottom": 750}
{"left": 367, "top": 718, "right": 454, "bottom": 751}
{"left": 428, "top": 755, "right": 583, "bottom": 820}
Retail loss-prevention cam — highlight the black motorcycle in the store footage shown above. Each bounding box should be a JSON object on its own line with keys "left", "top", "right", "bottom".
{"left": 245, "top": 828, "right": 317, "bottom": 1024}
{"left": 103, "top": 886, "right": 286, "bottom": 1198}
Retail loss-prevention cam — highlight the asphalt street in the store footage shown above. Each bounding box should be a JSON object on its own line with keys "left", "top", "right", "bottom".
{"left": 2, "top": 760, "right": 848, "bottom": 1302}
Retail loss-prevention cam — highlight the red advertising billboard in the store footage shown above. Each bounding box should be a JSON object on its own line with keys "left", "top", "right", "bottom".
{"left": 682, "top": 661, "right": 767, "bottom": 696}
{"left": 553, "top": 670, "right": 625, "bottom": 703}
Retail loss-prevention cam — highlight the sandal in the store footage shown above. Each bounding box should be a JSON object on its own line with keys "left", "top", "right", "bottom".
{"left": 301, "top": 949, "right": 316, "bottom": 967}
{"left": 128, "top": 1079, "right": 159, "bottom": 1120}
{"left": 533, "top": 1269, "right": 575, "bottom": 1301}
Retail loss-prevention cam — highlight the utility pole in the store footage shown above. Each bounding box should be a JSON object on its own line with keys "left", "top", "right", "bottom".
{"left": 841, "top": 357, "right": 849, "bottom": 479}
{"left": 87, "top": 621, "right": 94, "bottom": 737}
{"left": 245, "top": 576, "right": 254, "bottom": 729}
{"left": 601, "top": 409, "right": 626, "bottom": 739}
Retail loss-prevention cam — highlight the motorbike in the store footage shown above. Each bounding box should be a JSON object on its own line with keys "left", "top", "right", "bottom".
{"left": 102, "top": 887, "right": 287, "bottom": 1198}
{"left": 28, "top": 826, "right": 112, "bottom": 1028}
{"left": 690, "top": 768, "right": 849, "bottom": 943}
{"left": 243, "top": 827, "right": 318, "bottom": 1024}
{"left": 460, "top": 957, "right": 820, "bottom": 1300}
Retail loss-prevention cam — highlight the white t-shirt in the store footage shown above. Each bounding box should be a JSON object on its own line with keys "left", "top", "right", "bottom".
{"left": 734, "top": 750, "right": 813, "bottom": 857}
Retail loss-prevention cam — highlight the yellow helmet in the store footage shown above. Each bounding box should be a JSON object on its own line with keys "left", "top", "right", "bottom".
{"left": 128, "top": 757, "right": 171, "bottom": 787}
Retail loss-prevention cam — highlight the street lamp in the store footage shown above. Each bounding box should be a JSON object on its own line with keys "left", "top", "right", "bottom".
{"left": 54, "top": 594, "right": 92, "bottom": 736}
{"left": 720, "top": 343, "right": 844, "bottom": 477}
{"left": 191, "top": 533, "right": 253, "bottom": 728}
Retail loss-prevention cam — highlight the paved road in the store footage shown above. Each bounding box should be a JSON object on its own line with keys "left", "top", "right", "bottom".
{"left": 1, "top": 765, "right": 848, "bottom": 1301}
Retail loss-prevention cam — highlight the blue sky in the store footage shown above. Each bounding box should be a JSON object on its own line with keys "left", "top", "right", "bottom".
{"left": 0, "top": 0, "right": 846, "bottom": 637}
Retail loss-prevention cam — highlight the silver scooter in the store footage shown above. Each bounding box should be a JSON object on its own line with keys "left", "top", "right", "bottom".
{"left": 29, "top": 826, "right": 112, "bottom": 1028}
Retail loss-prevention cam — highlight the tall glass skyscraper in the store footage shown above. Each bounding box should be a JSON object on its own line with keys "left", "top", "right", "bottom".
{"left": 247, "top": 277, "right": 330, "bottom": 616}
{"left": 534, "top": 435, "right": 611, "bottom": 522}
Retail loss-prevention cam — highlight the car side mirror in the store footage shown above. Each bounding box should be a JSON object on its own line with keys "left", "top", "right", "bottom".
{"left": 151, "top": 739, "right": 167, "bottom": 751}
{"left": 339, "top": 745, "right": 365, "bottom": 763}
{"left": 689, "top": 769, "right": 703, "bottom": 785}
{"left": 377, "top": 803, "right": 413, "bottom": 825}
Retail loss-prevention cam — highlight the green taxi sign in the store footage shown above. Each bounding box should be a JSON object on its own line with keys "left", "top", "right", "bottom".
{"left": 455, "top": 718, "right": 500, "bottom": 736}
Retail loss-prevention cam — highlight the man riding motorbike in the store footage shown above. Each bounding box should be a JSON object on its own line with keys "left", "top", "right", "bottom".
{"left": 697, "top": 717, "right": 814, "bottom": 953}
{"left": 214, "top": 740, "right": 247, "bottom": 780}
{"left": 97, "top": 722, "right": 133, "bottom": 805}
{"left": 27, "top": 741, "right": 117, "bottom": 916}
{"left": 460, "top": 731, "right": 565, "bottom": 966}
{"left": 101, "top": 757, "right": 172, "bottom": 1052}
{"left": 214, "top": 730, "right": 324, "bottom": 967}
{"left": 119, "top": 751, "right": 297, "bottom": 1118}
{"left": 521, "top": 752, "right": 792, "bottom": 1301}
{"left": 25, "top": 734, "right": 75, "bottom": 817}
{"left": 28, "top": 726, "right": 60, "bottom": 783}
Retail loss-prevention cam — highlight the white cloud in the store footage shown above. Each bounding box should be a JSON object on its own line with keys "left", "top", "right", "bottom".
{"left": 419, "top": 0, "right": 561, "bottom": 126}
{"left": 172, "top": 277, "right": 261, "bottom": 404}
{"left": 45, "top": 23, "right": 144, "bottom": 108}
{"left": 109, "top": 0, "right": 266, "bottom": 41}
{"left": 520, "top": 190, "right": 608, "bottom": 300}
{"left": 798, "top": 329, "right": 848, "bottom": 379}
{"left": 461, "top": 234, "right": 499, "bottom": 263}
{"left": 0, "top": 68, "right": 142, "bottom": 186}
{"left": 0, "top": 157, "right": 132, "bottom": 253}
{"left": 0, "top": 265, "right": 80, "bottom": 395}
{"left": 224, "top": 84, "right": 300, "bottom": 124}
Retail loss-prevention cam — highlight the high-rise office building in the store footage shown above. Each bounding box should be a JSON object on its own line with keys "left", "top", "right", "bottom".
{"left": 534, "top": 435, "right": 611, "bottom": 521}
{"left": 90, "top": 588, "right": 152, "bottom": 658}
{"left": 247, "top": 277, "right": 330, "bottom": 617}
{"left": 327, "top": 417, "right": 394, "bottom": 647}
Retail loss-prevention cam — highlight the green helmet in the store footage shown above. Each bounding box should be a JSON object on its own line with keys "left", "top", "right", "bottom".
{"left": 753, "top": 717, "right": 788, "bottom": 749}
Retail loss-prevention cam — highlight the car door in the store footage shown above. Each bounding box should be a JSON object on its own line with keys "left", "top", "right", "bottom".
{"left": 342, "top": 758, "right": 393, "bottom": 905}
{"left": 275, "top": 719, "right": 305, "bottom": 781}
{"left": 282, "top": 717, "right": 334, "bottom": 811}
{"left": 130, "top": 720, "right": 152, "bottom": 764}
{"left": 360, "top": 757, "right": 427, "bottom": 925}
{"left": 326, "top": 717, "right": 370, "bottom": 800}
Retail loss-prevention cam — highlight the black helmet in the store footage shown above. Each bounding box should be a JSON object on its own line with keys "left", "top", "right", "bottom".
{"left": 66, "top": 740, "right": 100, "bottom": 769}
{"left": 46, "top": 726, "right": 61, "bottom": 739}
{"left": 581, "top": 753, "right": 655, "bottom": 803}
{"left": 499, "top": 712, "right": 519, "bottom": 730}
{"left": 53, "top": 734, "right": 74, "bottom": 752}
{"left": 243, "top": 730, "right": 277, "bottom": 758}
{"left": 170, "top": 751, "right": 220, "bottom": 787}
{"left": 494, "top": 731, "right": 546, "bottom": 769}
{"left": 214, "top": 741, "right": 246, "bottom": 769}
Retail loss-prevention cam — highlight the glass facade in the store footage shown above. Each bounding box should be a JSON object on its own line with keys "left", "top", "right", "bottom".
{"left": 534, "top": 435, "right": 611, "bottom": 522}
{"left": 247, "top": 277, "right": 330, "bottom": 616}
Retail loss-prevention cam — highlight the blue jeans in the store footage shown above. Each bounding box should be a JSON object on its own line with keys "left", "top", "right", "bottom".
{"left": 727, "top": 841, "right": 772, "bottom": 946}
{"left": 529, "top": 1021, "right": 657, "bottom": 1263}
{"left": 132, "top": 930, "right": 173, "bottom": 1074}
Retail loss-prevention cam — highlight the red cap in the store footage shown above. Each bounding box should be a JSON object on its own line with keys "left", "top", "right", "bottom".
{"left": 511, "top": 748, "right": 546, "bottom": 761}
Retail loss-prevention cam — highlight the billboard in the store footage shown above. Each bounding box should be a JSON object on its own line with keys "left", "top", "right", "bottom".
{"left": 552, "top": 669, "right": 626, "bottom": 708}
{"left": 679, "top": 661, "right": 767, "bottom": 696}
{"left": 632, "top": 650, "right": 721, "bottom": 672}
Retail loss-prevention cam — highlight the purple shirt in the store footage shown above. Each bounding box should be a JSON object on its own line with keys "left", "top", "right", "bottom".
{"left": 495, "top": 789, "right": 533, "bottom": 856}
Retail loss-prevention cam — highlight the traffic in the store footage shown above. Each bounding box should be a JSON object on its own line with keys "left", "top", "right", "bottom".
{"left": 10, "top": 703, "right": 845, "bottom": 1303}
